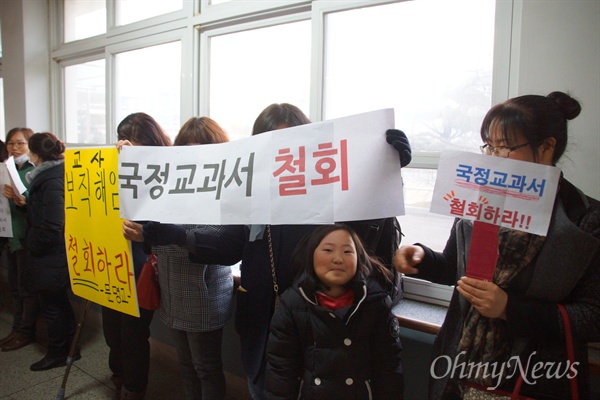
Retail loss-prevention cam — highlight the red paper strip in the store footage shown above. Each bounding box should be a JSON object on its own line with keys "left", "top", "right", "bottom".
{"left": 466, "top": 221, "right": 500, "bottom": 281}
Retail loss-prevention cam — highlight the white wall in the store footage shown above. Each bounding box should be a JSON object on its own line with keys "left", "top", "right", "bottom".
{"left": 511, "top": 0, "right": 600, "bottom": 199}
{"left": 0, "top": 0, "right": 51, "bottom": 132}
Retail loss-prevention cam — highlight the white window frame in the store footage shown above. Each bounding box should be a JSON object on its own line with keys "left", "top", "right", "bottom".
{"left": 49, "top": 0, "right": 516, "bottom": 306}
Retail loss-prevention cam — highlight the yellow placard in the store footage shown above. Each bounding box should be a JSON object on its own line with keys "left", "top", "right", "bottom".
{"left": 64, "top": 148, "right": 139, "bottom": 317}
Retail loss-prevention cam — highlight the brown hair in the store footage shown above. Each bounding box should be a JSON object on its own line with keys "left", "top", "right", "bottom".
{"left": 174, "top": 117, "right": 229, "bottom": 146}
{"left": 117, "top": 112, "right": 172, "bottom": 146}
{"left": 28, "top": 132, "right": 66, "bottom": 161}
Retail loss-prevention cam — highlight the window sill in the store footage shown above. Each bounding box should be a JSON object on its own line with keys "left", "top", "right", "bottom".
{"left": 392, "top": 298, "right": 446, "bottom": 335}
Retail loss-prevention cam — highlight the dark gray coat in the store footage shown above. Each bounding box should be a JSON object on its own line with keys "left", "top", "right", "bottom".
{"left": 24, "top": 161, "right": 69, "bottom": 293}
{"left": 416, "top": 178, "right": 600, "bottom": 400}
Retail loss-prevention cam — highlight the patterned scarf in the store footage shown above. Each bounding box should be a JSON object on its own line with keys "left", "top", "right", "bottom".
{"left": 455, "top": 226, "right": 546, "bottom": 389}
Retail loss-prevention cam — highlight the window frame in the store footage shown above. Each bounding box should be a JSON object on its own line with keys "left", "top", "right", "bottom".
{"left": 49, "top": 0, "right": 516, "bottom": 305}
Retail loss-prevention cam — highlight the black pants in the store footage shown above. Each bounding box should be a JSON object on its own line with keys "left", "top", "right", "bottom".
{"left": 7, "top": 248, "right": 40, "bottom": 339}
{"left": 102, "top": 306, "right": 154, "bottom": 393}
{"left": 38, "top": 288, "right": 76, "bottom": 358}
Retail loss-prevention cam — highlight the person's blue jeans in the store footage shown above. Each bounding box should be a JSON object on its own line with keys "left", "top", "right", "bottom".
{"left": 171, "top": 328, "right": 226, "bottom": 400}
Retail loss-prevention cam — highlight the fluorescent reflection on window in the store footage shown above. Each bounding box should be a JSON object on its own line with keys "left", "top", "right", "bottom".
{"left": 116, "top": 0, "right": 183, "bottom": 26}
{"left": 64, "top": 0, "right": 106, "bottom": 42}
{"left": 115, "top": 41, "right": 181, "bottom": 141}
{"left": 65, "top": 59, "right": 106, "bottom": 143}
{"left": 324, "top": 0, "right": 495, "bottom": 154}
{"left": 209, "top": 21, "right": 311, "bottom": 141}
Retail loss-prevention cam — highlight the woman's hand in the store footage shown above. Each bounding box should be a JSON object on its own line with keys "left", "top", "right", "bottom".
{"left": 4, "top": 184, "right": 26, "bottom": 205}
{"left": 116, "top": 140, "right": 133, "bottom": 151}
{"left": 3, "top": 184, "right": 15, "bottom": 200}
{"left": 393, "top": 245, "right": 424, "bottom": 275}
{"left": 123, "top": 219, "right": 144, "bottom": 242}
{"left": 456, "top": 276, "right": 508, "bottom": 319}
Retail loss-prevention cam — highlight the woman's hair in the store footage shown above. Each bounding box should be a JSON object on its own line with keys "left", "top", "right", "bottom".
{"left": 28, "top": 132, "right": 66, "bottom": 161}
{"left": 252, "top": 103, "right": 311, "bottom": 136}
{"left": 4, "top": 127, "right": 34, "bottom": 161}
{"left": 174, "top": 117, "right": 229, "bottom": 146}
{"left": 292, "top": 223, "right": 394, "bottom": 293}
{"left": 117, "top": 112, "right": 172, "bottom": 146}
{"left": 480, "top": 91, "right": 581, "bottom": 164}
{"left": 6, "top": 127, "right": 34, "bottom": 143}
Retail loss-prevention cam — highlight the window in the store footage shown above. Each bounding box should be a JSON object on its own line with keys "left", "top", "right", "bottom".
{"left": 64, "top": 59, "right": 106, "bottom": 144}
{"left": 207, "top": 20, "right": 311, "bottom": 140}
{"left": 52, "top": 0, "right": 507, "bottom": 305}
{"left": 64, "top": 0, "right": 106, "bottom": 42}
{"left": 115, "top": 0, "right": 183, "bottom": 26}
{"left": 323, "top": 0, "right": 495, "bottom": 153}
{"left": 114, "top": 41, "right": 182, "bottom": 140}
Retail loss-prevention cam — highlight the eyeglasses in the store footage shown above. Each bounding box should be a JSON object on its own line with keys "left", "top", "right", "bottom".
{"left": 6, "top": 141, "right": 28, "bottom": 148}
{"left": 479, "top": 142, "right": 530, "bottom": 158}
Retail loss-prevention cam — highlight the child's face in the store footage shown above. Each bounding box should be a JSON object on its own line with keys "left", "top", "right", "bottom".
{"left": 313, "top": 229, "right": 358, "bottom": 297}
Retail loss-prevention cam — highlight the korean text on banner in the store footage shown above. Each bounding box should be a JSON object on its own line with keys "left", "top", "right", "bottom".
{"left": 431, "top": 151, "right": 561, "bottom": 236}
{"left": 65, "top": 148, "right": 139, "bottom": 317}
{"left": 118, "top": 109, "right": 405, "bottom": 224}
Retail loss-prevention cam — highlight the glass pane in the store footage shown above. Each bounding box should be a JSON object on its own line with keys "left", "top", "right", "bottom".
{"left": 324, "top": 0, "right": 495, "bottom": 154}
{"left": 64, "top": 0, "right": 106, "bottom": 42}
{"left": 0, "top": 78, "right": 5, "bottom": 140}
{"left": 400, "top": 168, "right": 454, "bottom": 251}
{"left": 116, "top": 0, "right": 183, "bottom": 26}
{"left": 209, "top": 21, "right": 311, "bottom": 141}
{"left": 210, "top": 0, "right": 232, "bottom": 4}
{"left": 64, "top": 59, "right": 106, "bottom": 144}
{"left": 115, "top": 41, "right": 181, "bottom": 141}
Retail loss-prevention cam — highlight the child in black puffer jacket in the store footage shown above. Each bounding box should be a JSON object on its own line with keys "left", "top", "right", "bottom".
{"left": 265, "top": 224, "right": 404, "bottom": 400}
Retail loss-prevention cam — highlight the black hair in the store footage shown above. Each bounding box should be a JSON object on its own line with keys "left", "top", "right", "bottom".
{"left": 291, "top": 223, "right": 394, "bottom": 293}
{"left": 480, "top": 91, "right": 581, "bottom": 164}
{"left": 252, "top": 103, "right": 311, "bottom": 135}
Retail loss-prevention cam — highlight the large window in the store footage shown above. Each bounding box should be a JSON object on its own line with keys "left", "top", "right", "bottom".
{"left": 64, "top": 0, "right": 106, "bottom": 42}
{"left": 208, "top": 20, "right": 311, "bottom": 140}
{"left": 64, "top": 59, "right": 106, "bottom": 143}
{"left": 114, "top": 41, "right": 182, "bottom": 140}
{"left": 53, "top": 0, "right": 505, "bottom": 305}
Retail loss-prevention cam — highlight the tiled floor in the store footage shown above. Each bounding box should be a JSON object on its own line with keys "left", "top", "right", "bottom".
{"left": 0, "top": 294, "right": 186, "bottom": 400}
{"left": 0, "top": 279, "right": 247, "bottom": 400}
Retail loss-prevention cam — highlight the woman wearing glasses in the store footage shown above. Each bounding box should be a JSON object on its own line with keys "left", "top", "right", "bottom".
{"left": 0, "top": 128, "right": 39, "bottom": 352}
{"left": 394, "top": 91, "right": 600, "bottom": 399}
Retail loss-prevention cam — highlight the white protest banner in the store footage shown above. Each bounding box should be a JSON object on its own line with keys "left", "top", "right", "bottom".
{"left": 118, "top": 108, "right": 404, "bottom": 224}
{"left": 431, "top": 151, "right": 561, "bottom": 236}
{"left": 0, "top": 163, "right": 13, "bottom": 237}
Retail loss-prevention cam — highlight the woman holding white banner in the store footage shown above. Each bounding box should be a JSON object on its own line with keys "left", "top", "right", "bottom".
{"left": 394, "top": 91, "right": 600, "bottom": 400}
{"left": 1, "top": 127, "right": 39, "bottom": 352}
{"left": 138, "top": 103, "right": 412, "bottom": 400}
{"left": 105, "top": 112, "right": 172, "bottom": 400}
{"left": 124, "top": 116, "right": 234, "bottom": 400}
